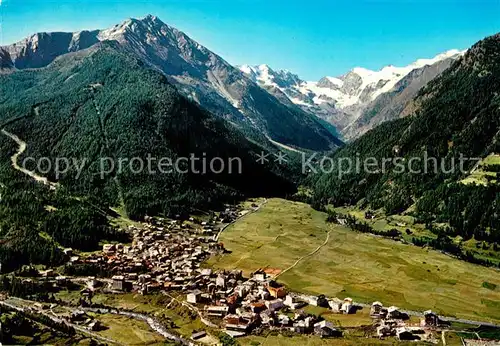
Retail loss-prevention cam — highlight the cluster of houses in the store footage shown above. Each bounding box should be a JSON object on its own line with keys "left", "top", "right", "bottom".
{"left": 185, "top": 269, "right": 343, "bottom": 338}
{"left": 184, "top": 268, "right": 450, "bottom": 341}
{"left": 371, "top": 302, "right": 447, "bottom": 341}
{"left": 111, "top": 221, "right": 227, "bottom": 291}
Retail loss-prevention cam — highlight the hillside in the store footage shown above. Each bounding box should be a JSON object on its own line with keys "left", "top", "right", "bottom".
{"left": 310, "top": 33, "right": 500, "bottom": 260}
{"left": 0, "top": 42, "right": 296, "bottom": 271}
{"left": 0, "top": 15, "right": 342, "bottom": 151}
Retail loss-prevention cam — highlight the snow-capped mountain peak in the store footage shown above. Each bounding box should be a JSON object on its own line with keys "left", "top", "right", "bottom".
{"left": 238, "top": 49, "right": 465, "bottom": 139}
{"left": 238, "top": 64, "right": 303, "bottom": 89}
{"left": 240, "top": 49, "right": 466, "bottom": 112}
{"left": 343, "top": 49, "right": 467, "bottom": 102}
{"left": 410, "top": 49, "right": 464, "bottom": 69}
{"left": 318, "top": 76, "right": 343, "bottom": 88}
{"left": 239, "top": 64, "right": 276, "bottom": 86}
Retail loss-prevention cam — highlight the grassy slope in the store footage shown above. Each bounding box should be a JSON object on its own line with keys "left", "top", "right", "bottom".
{"left": 209, "top": 199, "right": 500, "bottom": 323}
{"left": 333, "top": 205, "right": 500, "bottom": 265}
{"left": 92, "top": 314, "right": 165, "bottom": 345}
{"left": 239, "top": 335, "right": 420, "bottom": 346}
{"left": 333, "top": 206, "right": 437, "bottom": 241}
{"left": 461, "top": 153, "right": 500, "bottom": 186}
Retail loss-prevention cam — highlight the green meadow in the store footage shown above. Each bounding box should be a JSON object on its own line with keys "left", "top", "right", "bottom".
{"left": 461, "top": 153, "right": 499, "bottom": 186}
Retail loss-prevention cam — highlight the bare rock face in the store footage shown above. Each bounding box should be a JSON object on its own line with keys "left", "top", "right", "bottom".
{"left": 338, "top": 71, "right": 364, "bottom": 97}
{"left": 0, "top": 48, "right": 13, "bottom": 69}
{"left": 4, "top": 31, "right": 99, "bottom": 69}
{"left": 317, "top": 77, "right": 341, "bottom": 90}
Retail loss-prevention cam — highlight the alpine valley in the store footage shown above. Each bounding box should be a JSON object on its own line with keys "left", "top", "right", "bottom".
{"left": 0, "top": 14, "right": 499, "bottom": 346}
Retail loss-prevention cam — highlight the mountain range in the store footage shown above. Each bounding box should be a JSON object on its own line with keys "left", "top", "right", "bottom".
{"left": 0, "top": 15, "right": 342, "bottom": 151}
{"left": 239, "top": 49, "right": 464, "bottom": 140}
{"left": 0, "top": 15, "right": 470, "bottom": 146}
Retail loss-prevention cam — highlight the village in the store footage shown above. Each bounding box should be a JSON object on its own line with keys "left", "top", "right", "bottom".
{"left": 11, "top": 201, "right": 464, "bottom": 345}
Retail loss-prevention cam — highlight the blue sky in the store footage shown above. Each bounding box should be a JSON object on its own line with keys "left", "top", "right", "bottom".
{"left": 0, "top": 0, "right": 499, "bottom": 79}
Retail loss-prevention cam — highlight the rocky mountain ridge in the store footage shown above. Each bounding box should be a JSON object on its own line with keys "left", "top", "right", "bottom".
{"left": 0, "top": 15, "right": 342, "bottom": 151}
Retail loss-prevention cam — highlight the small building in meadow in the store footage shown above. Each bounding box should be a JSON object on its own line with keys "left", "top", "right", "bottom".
{"left": 284, "top": 295, "right": 306, "bottom": 310}
{"left": 191, "top": 331, "right": 207, "bottom": 341}
{"left": 305, "top": 294, "right": 328, "bottom": 307}
{"left": 187, "top": 290, "right": 202, "bottom": 304}
{"left": 421, "top": 310, "right": 439, "bottom": 327}
{"left": 112, "top": 275, "right": 125, "bottom": 291}
{"left": 387, "top": 306, "right": 402, "bottom": 319}
{"left": 314, "top": 320, "right": 342, "bottom": 338}
{"left": 371, "top": 301, "right": 384, "bottom": 316}
{"left": 328, "top": 298, "right": 343, "bottom": 313}
{"left": 341, "top": 298, "right": 354, "bottom": 314}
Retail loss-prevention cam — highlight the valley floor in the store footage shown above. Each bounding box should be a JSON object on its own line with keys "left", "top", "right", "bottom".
{"left": 3, "top": 198, "right": 500, "bottom": 345}
{"left": 208, "top": 198, "right": 500, "bottom": 324}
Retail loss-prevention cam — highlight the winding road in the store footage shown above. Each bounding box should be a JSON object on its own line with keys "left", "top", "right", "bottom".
{"left": 2, "top": 129, "right": 58, "bottom": 190}
{"left": 265, "top": 135, "right": 304, "bottom": 154}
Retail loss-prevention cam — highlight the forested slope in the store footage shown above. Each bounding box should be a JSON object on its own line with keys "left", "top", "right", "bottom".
{"left": 0, "top": 42, "right": 295, "bottom": 270}
{"left": 310, "top": 33, "right": 500, "bottom": 250}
